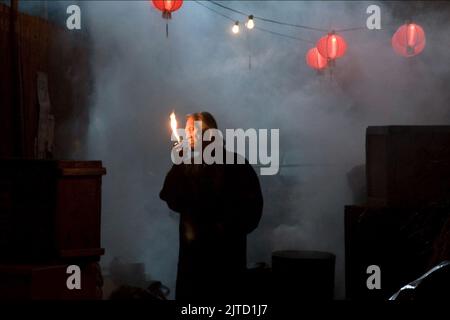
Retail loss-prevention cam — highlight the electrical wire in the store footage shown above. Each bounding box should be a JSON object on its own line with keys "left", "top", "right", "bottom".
{"left": 194, "top": 0, "right": 235, "bottom": 22}
{"left": 335, "top": 26, "right": 367, "bottom": 32}
{"left": 195, "top": 3, "right": 404, "bottom": 45}
{"left": 336, "top": 21, "right": 405, "bottom": 32}
{"left": 195, "top": 1, "right": 313, "bottom": 44}
{"left": 208, "top": 0, "right": 328, "bottom": 32}
{"left": 254, "top": 26, "right": 315, "bottom": 44}
{"left": 207, "top": 1, "right": 383, "bottom": 34}
{"left": 208, "top": 0, "right": 248, "bottom": 16}
{"left": 253, "top": 15, "right": 327, "bottom": 32}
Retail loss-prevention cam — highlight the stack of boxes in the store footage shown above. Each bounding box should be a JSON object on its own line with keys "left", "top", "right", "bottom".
{"left": 345, "top": 126, "right": 450, "bottom": 299}
{"left": 0, "top": 159, "right": 106, "bottom": 299}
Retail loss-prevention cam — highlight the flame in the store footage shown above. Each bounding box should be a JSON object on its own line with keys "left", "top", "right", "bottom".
{"left": 170, "top": 112, "right": 180, "bottom": 143}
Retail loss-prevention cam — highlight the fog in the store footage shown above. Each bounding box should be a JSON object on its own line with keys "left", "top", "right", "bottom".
{"left": 22, "top": 1, "right": 450, "bottom": 299}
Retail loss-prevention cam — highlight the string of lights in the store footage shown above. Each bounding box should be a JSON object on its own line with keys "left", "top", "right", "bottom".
{"left": 153, "top": 1, "right": 428, "bottom": 71}
{"left": 195, "top": 0, "right": 313, "bottom": 43}
{"left": 207, "top": 0, "right": 367, "bottom": 33}
{"left": 208, "top": 0, "right": 327, "bottom": 32}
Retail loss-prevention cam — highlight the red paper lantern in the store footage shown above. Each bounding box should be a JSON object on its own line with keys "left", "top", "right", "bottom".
{"left": 306, "top": 47, "right": 327, "bottom": 70}
{"left": 392, "top": 23, "right": 426, "bottom": 57}
{"left": 152, "top": 0, "right": 183, "bottom": 19}
{"left": 316, "top": 32, "right": 347, "bottom": 60}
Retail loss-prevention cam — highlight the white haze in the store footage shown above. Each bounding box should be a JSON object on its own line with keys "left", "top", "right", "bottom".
{"left": 30, "top": 1, "right": 450, "bottom": 299}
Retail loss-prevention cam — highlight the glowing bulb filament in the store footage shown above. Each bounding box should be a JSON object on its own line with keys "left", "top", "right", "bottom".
{"left": 232, "top": 21, "right": 240, "bottom": 34}
{"left": 246, "top": 15, "right": 254, "bottom": 29}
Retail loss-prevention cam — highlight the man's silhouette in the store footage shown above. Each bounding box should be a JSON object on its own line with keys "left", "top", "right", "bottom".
{"left": 160, "top": 112, "right": 263, "bottom": 301}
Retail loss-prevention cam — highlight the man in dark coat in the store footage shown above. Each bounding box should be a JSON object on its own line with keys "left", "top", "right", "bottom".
{"left": 160, "top": 112, "right": 263, "bottom": 301}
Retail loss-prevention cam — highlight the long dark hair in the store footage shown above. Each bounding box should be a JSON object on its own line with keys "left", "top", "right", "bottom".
{"left": 186, "top": 112, "right": 218, "bottom": 131}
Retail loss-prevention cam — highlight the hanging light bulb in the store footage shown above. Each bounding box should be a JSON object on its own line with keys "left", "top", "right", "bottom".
{"left": 232, "top": 21, "right": 240, "bottom": 34}
{"left": 246, "top": 15, "right": 255, "bottom": 29}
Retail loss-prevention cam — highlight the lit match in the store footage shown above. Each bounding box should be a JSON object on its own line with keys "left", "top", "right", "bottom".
{"left": 170, "top": 112, "right": 181, "bottom": 144}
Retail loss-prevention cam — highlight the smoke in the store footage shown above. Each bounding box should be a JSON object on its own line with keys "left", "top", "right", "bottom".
{"left": 56, "top": 1, "right": 450, "bottom": 299}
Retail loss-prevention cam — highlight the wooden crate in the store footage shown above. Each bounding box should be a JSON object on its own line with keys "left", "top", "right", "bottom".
{"left": 0, "top": 159, "right": 106, "bottom": 262}
{"left": 366, "top": 126, "right": 450, "bottom": 208}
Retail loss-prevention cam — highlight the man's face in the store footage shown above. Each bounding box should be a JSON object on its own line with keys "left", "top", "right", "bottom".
{"left": 185, "top": 117, "right": 201, "bottom": 149}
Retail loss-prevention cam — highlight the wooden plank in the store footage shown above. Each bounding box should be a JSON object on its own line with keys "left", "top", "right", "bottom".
{"left": 59, "top": 248, "right": 105, "bottom": 258}
{"left": 58, "top": 167, "right": 106, "bottom": 176}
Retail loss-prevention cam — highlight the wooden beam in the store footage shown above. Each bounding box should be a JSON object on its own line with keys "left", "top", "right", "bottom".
{"left": 10, "top": 0, "right": 25, "bottom": 157}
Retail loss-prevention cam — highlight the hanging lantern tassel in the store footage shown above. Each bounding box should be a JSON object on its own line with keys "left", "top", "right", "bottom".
{"left": 166, "top": 18, "right": 169, "bottom": 38}
{"left": 151, "top": 0, "right": 183, "bottom": 38}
